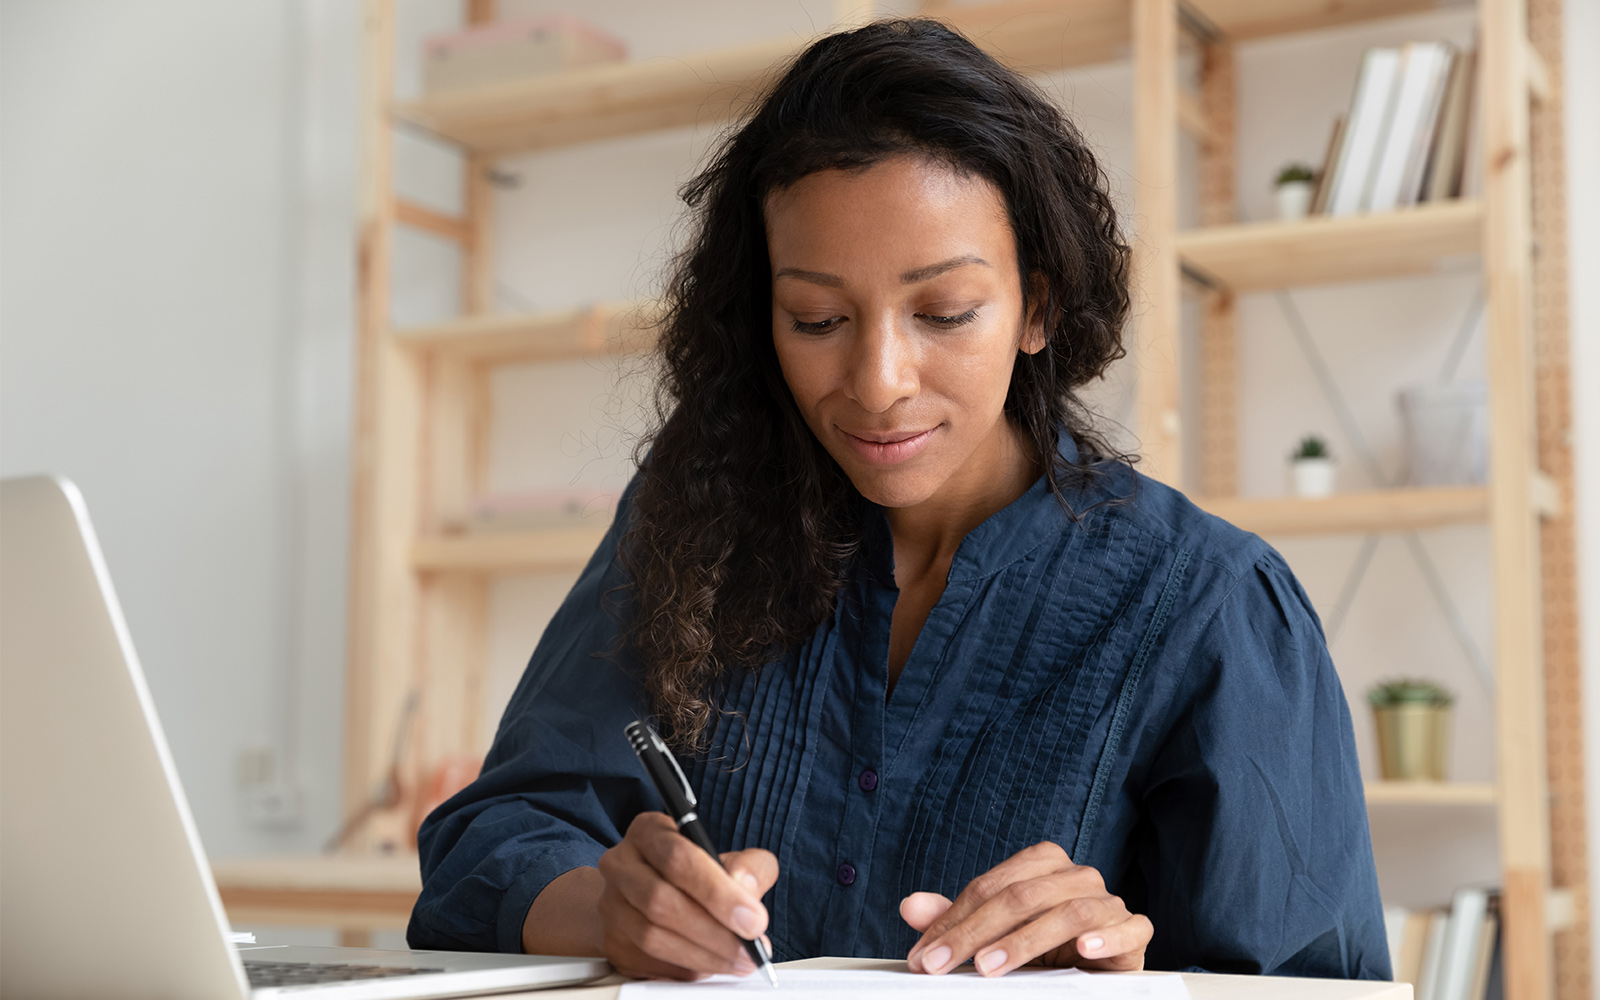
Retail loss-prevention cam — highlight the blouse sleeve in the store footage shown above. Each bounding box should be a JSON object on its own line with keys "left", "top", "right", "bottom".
{"left": 1137, "top": 549, "right": 1393, "bottom": 979}
{"left": 407, "top": 483, "right": 653, "bottom": 954}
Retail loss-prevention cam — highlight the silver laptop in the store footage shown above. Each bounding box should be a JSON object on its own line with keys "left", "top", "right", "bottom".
{"left": 0, "top": 475, "right": 611, "bottom": 999}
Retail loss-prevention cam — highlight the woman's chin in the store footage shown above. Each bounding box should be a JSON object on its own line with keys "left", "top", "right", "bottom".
{"left": 845, "top": 469, "right": 943, "bottom": 510}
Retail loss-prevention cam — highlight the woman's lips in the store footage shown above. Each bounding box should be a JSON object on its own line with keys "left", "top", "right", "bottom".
{"left": 840, "top": 426, "right": 936, "bottom": 465}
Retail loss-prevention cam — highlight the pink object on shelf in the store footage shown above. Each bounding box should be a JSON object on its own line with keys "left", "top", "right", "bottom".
{"left": 423, "top": 15, "right": 627, "bottom": 95}
{"left": 456, "top": 487, "right": 618, "bottom": 533}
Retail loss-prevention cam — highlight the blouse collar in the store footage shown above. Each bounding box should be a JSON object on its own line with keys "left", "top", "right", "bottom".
{"left": 858, "top": 429, "right": 1106, "bottom": 587}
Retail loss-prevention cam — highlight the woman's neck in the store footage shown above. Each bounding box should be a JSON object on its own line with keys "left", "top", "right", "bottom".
{"left": 885, "top": 421, "right": 1041, "bottom": 581}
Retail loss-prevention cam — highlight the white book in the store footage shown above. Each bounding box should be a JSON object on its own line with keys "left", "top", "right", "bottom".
{"left": 1397, "top": 43, "right": 1454, "bottom": 207}
{"left": 1328, "top": 48, "right": 1402, "bottom": 216}
{"left": 1417, "top": 912, "right": 1450, "bottom": 1000}
{"left": 1369, "top": 42, "right": 1451, "bottom": 212}
{"left": 1436, "top": 886, "right": 1491, "bottom": 1000}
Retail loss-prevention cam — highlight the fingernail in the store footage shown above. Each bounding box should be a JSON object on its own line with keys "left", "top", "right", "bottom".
{"left": 923, "top": 945, "right": 952, "bottom": 974}
{"left": 738, "top": 872, "right": 759, "bottom": 892}
{"left": 1081, "top": 936, "right": 1105, "bottom": 956}
{"left": 975, "top": 950, "right": 1007, "bottom": 975}
{"left": 734, "top": 953, "right": 757, "bottom": 974}
{"left": 732, "top": 905, "right": 763, "bottom": 938}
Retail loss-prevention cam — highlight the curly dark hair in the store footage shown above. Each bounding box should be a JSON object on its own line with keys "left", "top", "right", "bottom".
{"left": 621, "top": 18, "right": 1132, "bottom": 750}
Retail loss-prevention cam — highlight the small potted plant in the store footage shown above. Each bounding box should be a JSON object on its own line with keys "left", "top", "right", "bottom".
{"left": 1289, "top": 435, "right": 1335, "bottom": 497}
{"left": 1368, "top": 679, "right": 1454, "bottom": 781}
{"left": 1275, "top": 162, "right": 1316, "bottom": 221}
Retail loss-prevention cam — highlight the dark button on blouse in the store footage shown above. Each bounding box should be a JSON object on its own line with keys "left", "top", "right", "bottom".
{"left": 858, "top": 769, "right": 878, "bottom": 793}
{"left": 408, "top": 433, "right": 1391, "bottom": 981}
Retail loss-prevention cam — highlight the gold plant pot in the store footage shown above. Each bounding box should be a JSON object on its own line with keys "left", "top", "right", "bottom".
{"left": 1373, "top": 704, "right": 1452, "bottom": 781}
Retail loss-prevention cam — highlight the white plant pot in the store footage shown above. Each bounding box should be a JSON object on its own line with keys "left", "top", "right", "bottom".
{"left": 1291, "top": 457, "right": 1336, "bottom": 497}
{"left": 1276, "top": 181, "right": 1313, "bottom": 221}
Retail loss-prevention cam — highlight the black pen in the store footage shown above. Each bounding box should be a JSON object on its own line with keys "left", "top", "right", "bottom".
{"left": 624, "top": 720, "right": 779, "bottom": 987}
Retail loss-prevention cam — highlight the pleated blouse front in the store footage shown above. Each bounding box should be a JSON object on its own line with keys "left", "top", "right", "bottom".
{"left": 408, "top": 444, "right": 1391, "bottom": 980}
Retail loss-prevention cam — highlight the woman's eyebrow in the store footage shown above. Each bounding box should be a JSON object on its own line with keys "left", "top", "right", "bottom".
{"left": 773, "top": 267, "right": 845, "bottom": 288}
{"left": 773, "top": 254, "right": 992, "bottom": 289}
{"left": 900, "top": 254, "right": 990, "bottom": 283}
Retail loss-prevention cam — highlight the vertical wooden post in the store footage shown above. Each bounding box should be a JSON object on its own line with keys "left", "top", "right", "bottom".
{"left": 1196, "top": 40, "right": 1236, "bottom": 499}
{"left": 1482, "top": 0, "right": 1553, "bottom": 996}
{"left": 1526, "top": 0, "right": 1591, "bottom": 996}
{"left": 1133, "top": 0, "right": 1183, "bottom": 488}
{"left": 412, "top": 0, "right": 499, "bottom": 785}
{"left": 346, "top": 0, "right": 425, "bottom": 852}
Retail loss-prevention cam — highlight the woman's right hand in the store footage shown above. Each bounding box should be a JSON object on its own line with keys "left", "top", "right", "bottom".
{"left": 595, "top": 811, "right": 779, "bottom": 980}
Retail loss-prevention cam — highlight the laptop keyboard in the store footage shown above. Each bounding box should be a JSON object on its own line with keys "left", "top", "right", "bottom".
{"left": 243, "top": 960, "right": 447, "bottom": 987}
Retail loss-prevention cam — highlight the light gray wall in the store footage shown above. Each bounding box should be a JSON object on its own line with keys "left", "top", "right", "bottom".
{"left": 1564, "top": 0, "right": 1600, "bottom": 977}
{"left": 0, "top": 0, "right": 356, "bottom": 859}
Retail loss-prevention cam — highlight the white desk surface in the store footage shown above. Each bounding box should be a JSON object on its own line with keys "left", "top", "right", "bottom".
{"left": 497, "top": 957, "right": 1412, "bottom": 999}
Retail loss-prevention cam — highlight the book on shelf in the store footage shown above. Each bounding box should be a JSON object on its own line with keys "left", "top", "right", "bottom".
{"left": 1368, "top": 42, "right": 1452, "bottom": 213}
{"left": 1385, "top": 888, "right": 1502, "bottom": 1000}
{"left": 1316, "top": 41, "right": 1478, "bottom": 217}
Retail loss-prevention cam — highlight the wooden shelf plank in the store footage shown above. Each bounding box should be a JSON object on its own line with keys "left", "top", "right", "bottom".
{"left": 1188, "top": 0, "right": 1447, "bottom": 41}
{"left": 394, "top": 301, "right": 660, "bottom": 364}
{"left": 1195, "top": 486, "right": 1488, "bottom": 536}
{"left": 395, "top": 0, "right": 1130, "bottom": 154}
{"left": 412, "top": 524, "right": 611, "bottom": 575}
{"left": 211, "top": 855, "right": 420, "bottom": 931}
{"left": 1364, "top": 781, "right": 1497, "bottom": 806}
{"left": 1177, "top": 199, "right": 1482, "bottom": 292}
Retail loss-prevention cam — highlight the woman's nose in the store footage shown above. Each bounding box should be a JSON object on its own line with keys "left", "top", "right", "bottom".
{"left": 844, "top": 314, "right": 918, "bottom": 413}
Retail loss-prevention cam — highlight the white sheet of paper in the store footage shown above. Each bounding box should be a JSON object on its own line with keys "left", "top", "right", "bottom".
{"left": 618, "top": 968, "right": 1189, "bottom": 999}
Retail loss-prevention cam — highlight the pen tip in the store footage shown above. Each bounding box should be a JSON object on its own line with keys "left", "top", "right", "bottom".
{"left": 764, "top": 965, "right": 779, "bottom": 988}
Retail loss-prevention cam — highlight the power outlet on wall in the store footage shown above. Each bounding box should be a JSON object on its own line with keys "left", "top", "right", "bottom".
{"left": 237, "top": 745, "right": 304, "bottom": 831}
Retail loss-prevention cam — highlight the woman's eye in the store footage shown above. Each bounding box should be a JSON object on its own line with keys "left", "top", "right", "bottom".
{"left": 791, "top": 316, "right": 844, "bottom": 334}
{"left": 917, "top": 308, "right": 979, "bottom": 329}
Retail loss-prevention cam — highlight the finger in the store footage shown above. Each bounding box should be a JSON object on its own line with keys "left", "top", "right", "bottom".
{"left": 608, "top": 891, "right": 758, "bottom": 978}
{"left": 721, "top": 848, "right": 779, "bottom": 897}
{"left": 609, "top": 858, "right": 751, "bottom": 968}
{"left": 972, "top": 898, "right": 1148, "bottom": 977}
{"left": 914, "top": 869, "right": 1100, "bottom": 975}
{"left": 900, "top": 892, "right": 954, "bottom": 933}
{"left": 633, "top": 816, "right": 769, "bottom": 939}
{"left": 1074, "top": 912, "right": 1153, "bottom": 971}
{"left": 910, "top": 842, "right": 1074, "bottom": 956}
{"left": 903, "top": 893, "right": 955, "bottom": 969}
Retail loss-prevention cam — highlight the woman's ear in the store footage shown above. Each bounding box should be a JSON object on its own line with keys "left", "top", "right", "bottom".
{"left": 1020, "top": 273, "right": 1050, "bottom": 356}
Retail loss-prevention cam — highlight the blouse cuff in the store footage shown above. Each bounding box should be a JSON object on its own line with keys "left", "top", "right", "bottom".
{"left": 496, "top": 840, "right": 608, "bottom": 954}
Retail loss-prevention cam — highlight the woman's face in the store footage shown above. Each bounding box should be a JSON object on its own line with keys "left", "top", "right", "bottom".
{"left": 766, "top": 156, "right": 1044, "bottom": 512}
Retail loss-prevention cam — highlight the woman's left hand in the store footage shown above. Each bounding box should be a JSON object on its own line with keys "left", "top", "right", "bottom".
{"left": 901, "top": 842, "right": 1152, "bottom": 977}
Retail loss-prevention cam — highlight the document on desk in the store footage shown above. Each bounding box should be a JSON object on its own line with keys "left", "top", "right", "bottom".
{"left": 618, "top": 968, "right": 1189, "bottom": 999}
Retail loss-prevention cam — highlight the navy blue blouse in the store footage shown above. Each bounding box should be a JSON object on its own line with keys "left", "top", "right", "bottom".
{"left": 409, "top": 440, "right": 1391, "bottom": 979}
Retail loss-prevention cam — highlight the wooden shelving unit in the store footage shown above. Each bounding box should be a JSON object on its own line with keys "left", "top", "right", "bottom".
{"left": 283, "top": 0, "right": 1586, "bottom": 993}
{"left": 1364, "top": 781, "right": 1498, "bottom": 808}
{"left": 393, "top": 300, "right": 659, "bottom": 364}
{"left": 411, "top": 524, "right": 610, "bottom": 576}
{"left": 1176, "top": 199, "right": 1482, "bottom": 291}
{"left": 1195, "top": 486, "right": 1489, "bottom": 537}
{"left": 1157, "top": 0, "right": 1586, "bottom": 995}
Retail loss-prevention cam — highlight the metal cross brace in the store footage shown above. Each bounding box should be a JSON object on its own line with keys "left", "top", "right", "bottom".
{"left": 1274, "top": 288, "right": 1493, "bottom": 695}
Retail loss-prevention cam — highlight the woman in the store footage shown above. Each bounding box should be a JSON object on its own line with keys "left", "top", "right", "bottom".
{"left": 408, "top": 19, "right": 1390, "bottom": 981}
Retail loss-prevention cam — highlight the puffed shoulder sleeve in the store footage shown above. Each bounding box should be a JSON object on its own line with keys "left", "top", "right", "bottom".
{"left": 407, "top": 478, "right": 652, "bottom": 953}
{"left": 1138, "top": 549, "right": 1392, "bottom": 979}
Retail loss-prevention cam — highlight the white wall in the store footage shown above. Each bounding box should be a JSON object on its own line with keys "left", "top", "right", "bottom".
{"left": 1565, "top": 0, "right": 1600, "bottom": 979}
{"left": 0, "top": 1, "right": 356, "bottom": 860}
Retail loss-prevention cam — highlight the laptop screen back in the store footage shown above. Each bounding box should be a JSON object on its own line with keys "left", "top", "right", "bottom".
{"left": 0, "top": 476, "right": 247, "bottom": 1000}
